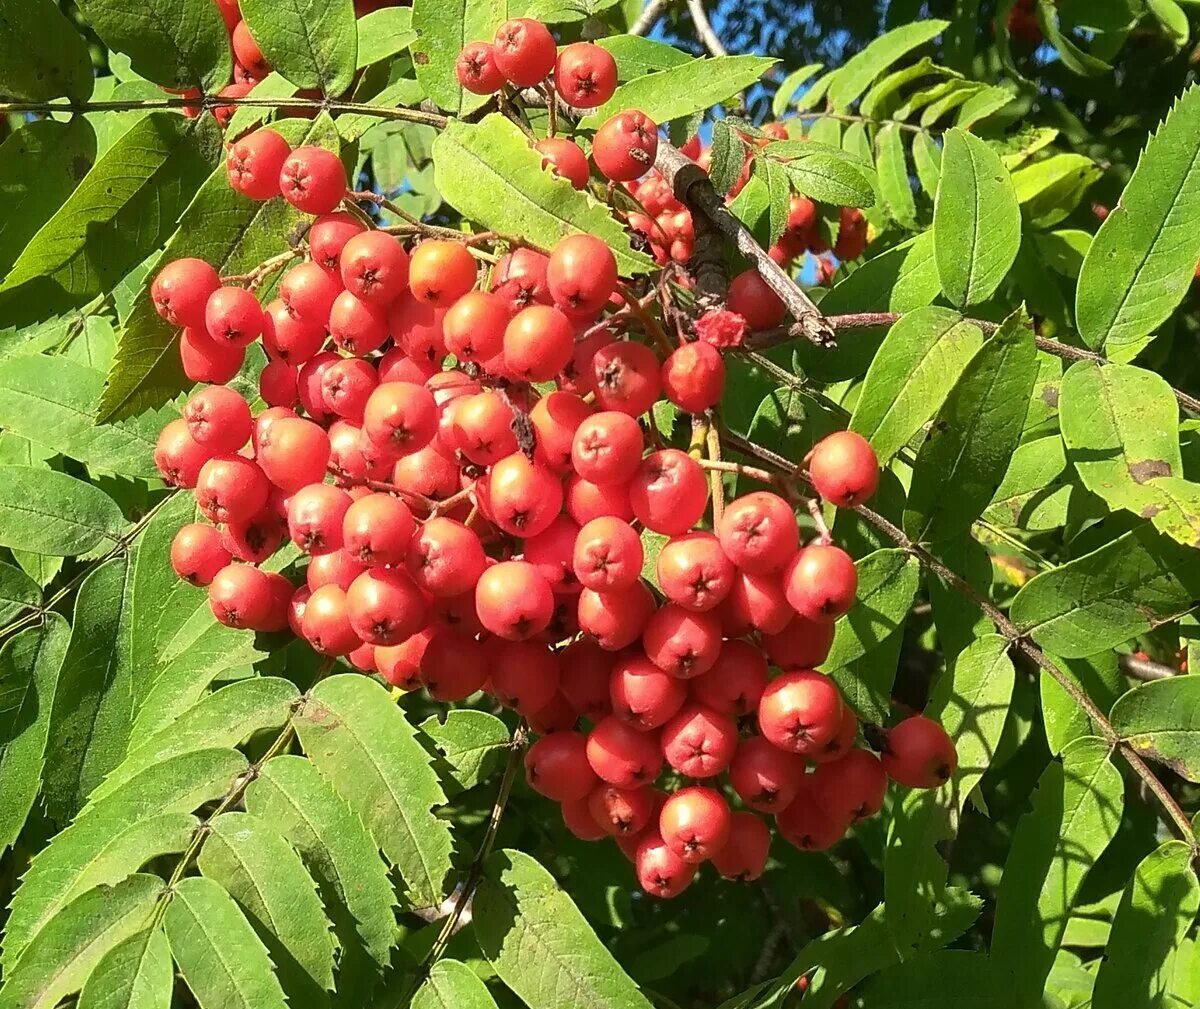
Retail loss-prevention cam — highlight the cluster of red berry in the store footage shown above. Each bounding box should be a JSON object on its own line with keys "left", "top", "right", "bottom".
{"left": 1005, "top": 0, "right": 1043, "bottom": 44}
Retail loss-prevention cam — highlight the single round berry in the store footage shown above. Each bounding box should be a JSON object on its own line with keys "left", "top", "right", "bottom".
{"left": 261, "top": 300, "right": 325, "bottom": 365}
{"left": 485, "top": 452, "right": 563, "bottom": 538}
{"left": 628, "top": 449, "right": 707, "bottom": 535}
{"left": 776, "top": 778, "right": 851, "bottom": 852}
{"left": 573, "top": 515, "right": 644, "bottom": 591}
{"left": 566, "top": 473, "right": 634, "bottom": 525}
{"left": 722, "top": 570, "right": 792, "bottom": 636}
{"left": 656, "top": 531, "right": 734, "bottom": 612}
{"left": 457, "top": 40, "right": 505, "bottom": 94}
{"left": 492, "top": 248, "right": 552, "bottom": 313}
{"left": 450, "top": 390, "right": 518, "bottom": 465}
{"left": 547, "top": 234, "right": 617, "bottom": 317}
{"left": 503, "top": 304, "right": 575, "bottom": 381}
{"left": 302, "top": 583, "right": 363, "bottom": 655}
{"left": 226, "top": 129, "right": 291, "bottom": 200}
{"left": 306, "top": 549, "right": 368, "bottom": 592}
{"left": 525, "top": 731, "right": 596, "bottom": 801}
{"left": 522, "top": 514, "right": 582, "bottom": 594}
{"left": 408, "top": 240, "right": 477, "bottom": 304}
{"left": 558, "top": 638, "right": 613, "bottom": 720}
{"left": 287, "top": 483, "right": 352, "bottom": 554}
{"left": 590, "top": 340, "right": 661, "bottom": 417}
{"left": 346, "top": 567, "right": 427, "bottom": 645}
{"left": 727, "top": 269, "right": 785, "bottom": 330}
{"left": 729, "top": 735, "right": 805, "bottom": 813}
{"left": 660, "top": 703, "right": 738, "bottom": 778}
{"left": 783, "top": 544, "right": 858, "bottom": 622}
{"left": 609, "top": 652, "right": 687, "bottom": 731}
{"left": 171, "top": 523, "right": 232, "bottom": 585}
{"left": 280, "top": 261, "right": 341, "bottom": 326}
{"left": 811, "top": 748, "right": 887, "bottom": 822}
{"left": 418, "top": 631, "right": 489, "bottom": 701}
{"left": 321, "top": 358, "right": 378, "bottom": 422}
{"left": 530, "top": 391, "right": 591, "bottom": 474}
{"left": 309, "top": 212, "right": 365, "bottom": 275}
{"left": 710, "top": 811, "right": 771, "bottom": 881}
{"left": 180, "top": 326, "right": 245, "bottom": 384}
{"left": 690, "top": 639, "right": 769, "bottom": 716}
{"left": 442, "top": 289, "right": 508, "bottom": 363}
{"left": 195, "top": 455, "right": 269, "bottom": 524}
{"left": 592, "top": 110, "right": 659, "bottom": 182}
{"left": 554, "top": 42, "right": 617, "bottom": 108}
{"left": 489, "top": 639, "right": 560, "bottom": 715}
{"left": 762, "top": 614, "right": 835, "bottom": 669}
{"left": 184, "top": 385, "right": 252, "bottom": 453}
{"left": 280, "top": 146, "right": 347, "bottom": 215}
{"left": 407, "top": 517, "right": 486, "bottom": 597}
{"left": 475, "top": 560, "right": 554, "bottom": 641}
{"left": 562, "top": 796, "right": 607, "bottom": 840}
{"left": 642, "top": 603, "right": 722, "bottom": 678}
{"left": 256, "top": 416, "right": 331, "bottom": 492}
{"left": 758, "top": 670, "right": 844, "bottom": 756}
{"left": 635, "top": 830, "right": 696, "bottom": 899}
{"left": 808, "top": 430, "right": 880, "bottom": 507}
{"left": 342, "top": 493, "right": 416, "bottom": 566}
{"left": 362, "top": 381, "right": 437, "bottom": 455}
{"left": 205, "top": 286, "right": 263, "bottom": 347}
{"left": 260, "top": 359, "right": 299, "bottom": 407}
{"left": 881, "top": 715, "right": 958, "bottom": 789}
{"left": 577, "top": 582, "right": 655, "bottom": 650}
{"left": 329, "top": 291, "right": 389, "bottom": 356}
{"left": 492, "top": 18, "right": 556, "bottom": 87}
{"left": 155, "top": 417, "right": 213, "bottom": 488}
{"left": 661, "top": 341, "right": 725, "bottom": 413}
{"left": 586, "top": 715, "right": 662, "bottom": 787}
{"left": 571, "top": 411, "right": 644, "bottom": 485}
{"left": 209, "top": 563, "right": 275, "bottom": 630}
{"left": 152, "top": 258, "right": 219, "bottom": 329}
{"left": 231, "top": 20, "right": 270, "bottom": 77}
{"left": 535, "top": 137, "right": 590, "bottom": 189}
{"left": 340, "top": 231, "right": 409, "bottom": 305}
{"left": 588, "top": 783, "right": 655, "bottom": 837}
{"left": 659, "top": 786, "right": 732, "bottom": 863}
{"left": 717, "top": 491, "right": 798, "bottom": 574}
{"left": 811, "top": 703, "right": 859, "bottom": 765}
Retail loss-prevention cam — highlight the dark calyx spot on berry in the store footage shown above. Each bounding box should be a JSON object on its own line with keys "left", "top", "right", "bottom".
{"left": 753, "top": 786, "right": 778, "bottom": 806}
{"left": 683, "top": 837, "right": 700, "bottom": 853}
{"left": 615, "top": 814, "right": 633, "bottom": 833}
{"left": 934, "top": 762, "right": 952, "bottom": 782}
{"left": 598, "top": 360, "right": 624, "bottom": 391}
{"left": 512, "top": 615, "right": 533, "bottom": 636}
{"left": 677, "top": 649, "right": 697, "bottom": 674}
{"left": 789, "top": 720, "right": 814, "bottom": 744}
{"left": 631, "top": 764, "right": 650, "bottom": 782}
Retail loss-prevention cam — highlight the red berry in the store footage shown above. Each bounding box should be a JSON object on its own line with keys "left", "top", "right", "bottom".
{"left": 226, "top": 129, "right": 291, "bottom": 200}
{"left": 554, "top": 42, "right": 617, "bottom": 108}
{"left": 503, "top": 305, "right": 575, "bottom": 381}
{"left": 342, "top": 493, "right": 415, "bottom": 566}
{"left": 286, "top": 483, "right": 351, "bottom": 554}
{"left": 573, "top": 515, "right": 643, "bottom": 591}
{"left": 659, "top": 786, "right": 731, "bottom": 863}
{"left": 566, "top": 473, "right": 634, "bottom": 525}
{"left": 309, "top": 212, "right": 365, "bottom": 275}
{"left": 722, "top": 570, "right": 792, "bottom": 636}
{"left": 523, "top": 515, "right": 582, "bottom": 594}
{"left": 535, "top": 137, "right": 590, "bottom": 189}
{"left": 610, "top": 652, "right": 687, "bottom": 731}
{"left": 811, "top": 703, "right": 858, "bottom": 765}
{"left": 442, "top": 289, "right": 509, "bottom": 363}
{"left": 586, "top": 715, "right": 662, "bottom": 787}
{"left": 811, "top": 748, "right": 887, "bottom": 822}
{"left": 256, "top": 416, "right": 331, "bottom": 492}
{"left": 406, "top": 517, "right": 485, "bottom": 597}
{"left": 392, "top": 445, "right": 460, "bottom": 502}
{"left": 530, "top": 391, "right": 591, "bottom": 474}
{"left": 231, "top": 20, "right": 270, "bottom": 77}
{"left": 457, "top": 41, "right": 505, "bottom": 94}
{"left": 209, "top": 563, "right": 274, "bottom": 630}
{"left": 484, "top": 453, "right": 563, "bottom": 538}
{"left": 408, "top": 240, "right": 477, "bottom": 304}
{"left": 758, "top": 670, "right": 844, "bottom": 756}
{"left": 195, "top": 455, "right": 269, "bottom": 524}
{"left": 260, "top": 359, "right": 299, "bottom": 407}
{"left": 184, "top": 385, "right": 252, "bottom": 452}
{"left": 489, "top": 639, "right": 560, "bottom": 715}
{"left": 180, "top": 326, "right": 244, "bottom": 383}
{"left": 346, "top": 568, "right": 426, "bottom": 645}
{"left": 881, "top": 715, "right": 958, "bottom": 789}
{"left": 281, "top": 263, "right": 341, "bottom": 330}
{"left": 776, "top": 778, "right": 851, "bottom": 852}
{"left": 571, "top": 411, "right": 644, "bottom": 485}
{"left": 215, "top": 0, "right": 240, "bottom": 32}
{"left": 205, "top": 286, "right": 263, "bottom": 347}
{"left": 475, "top": 560, "right": 554, "bottom": 641}
{"left": 783, "top": 544, "right": 858, "bottom": 622}
{"left": 525, "top": 731, "right": 596, "bottom": 801}
{"left": 492, "top": 18, "right": 556, "bottom": 87}
{"left": 661, "top": 341, "right": 725, "bottom": 413}
{"left": 153, "top": 258, "right": 219, "bottom": 328}
{"left": 340, "top": 231, "right": 409, "bottom": 306}
{"left": 561, "top": 796, "right": 607, "bottom": 841}
{"left": 280, "top": 146, "right": 347, "bottom": 215}
{"left": 262, "top": 300, "right": 325, "bottom": 364}
{"left": 660, "top": 703, "right": 737, "bottom": 777}
{"left": 390, "top": 295, "right": 449, "bottom": 366}
{"left": 418, "top": 631, "right": 489, "bottom": 701}
{"left": 375, "top": 630, "right": 432, "bottom": 690}
{"left": 808, "top": 431, "right": 879, "bottom": 507}
{"left": 170, "top": 523, "right": 232, "bottom": 585}
{"left": 547, "top": 235, "right": 617, "bottom": 317}
{"left": 628, "top": 449, "right": 707, "bottom": 536}
{"left": 834, "top": 207, "right": 868, "bottom": 261}
{"left": 690, "top": 639, "right": 769, "bottom": 717}
{"left": 717, "top": 491, "right": 798, "bottom": 574}
{"left": 656, "top": 531, "right": 734, "bottom": 612}
{"left": 221, "top": 507, "right": 284, "bottom": 565}
{"left": 577, "top": 582, "right": 655, "bottom": 650}
{"left": 588, "top": 783, "right": 655, "bottom": 837}
{"left": 593, "top": 110, "right": 658, "bottom": 182}
{"left": 491, "top": 248, "right": 553, "bottom": 313}
{"left": 635, "top": 830, "right": 696, "bottom": 898}
{"left": 155, "top": 417, "right": 213, "bottom": 488}
{"left": 787, "top": 194, "right": 817, "bottom": 234}
{"left": 710, "top": 811, "right": 771, "bottom": 881}
{"left": 729, "top": 735, "right": 805, "bottom": 813}
{"left": 302, "top": 583, "right": 363, "bottom": 655}
{"left": 642, "top": 603, "right": 721, "bottom": 678}
{"left": 321, "top": 358, "right": 378, "bottom": 422}
{"left": 727, "top": 270, "right": 785, "bottom": 330}
{"left": 362, "top": 381, "right": 437, "bottom": 455}
{"left": 556, "top": 640, "right": 611, "bottom": 723}
{"left": 329, "top": 291, "right": 389, "bottom": 356}
{"left": 762, "top": 614, "right": 835, "bottom": 668}
{"left": 306, "top": 549, "right": 368, "bottom": 592}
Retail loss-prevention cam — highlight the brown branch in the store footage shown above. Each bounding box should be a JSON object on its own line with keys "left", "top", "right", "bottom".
{"left": 1120, "top": 653, "right": 1182, "bottom": 682}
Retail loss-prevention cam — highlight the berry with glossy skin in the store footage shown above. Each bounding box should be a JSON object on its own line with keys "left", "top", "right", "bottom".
{"left": 346, "top": 568, "right": 427, "bottom": 645}
{"left": 628, "top": 449, "right": 708, "bottom": 536}
{"left": 260, "top": 359, "right": 299, "bottom": 407}
{"left": 321, "top": 358, "right": 378, "bottom": 422}
{"left": 155, "top": 418, "right": 213, "bottom": 488}
{"left": 660, "top": 786, "right": 732, "bottom": 863}
{"left": 171, "top": 523, "right": 232, "bottom": 585}
{"left": 588, "top": 783, "right": 656, "bottom": 837}
{"left": 309, "top": 212, "right": 365, "bottom": 275}
{"left": 784, "top": 544, "right": 858, "bottom": 622}
{"left": 727, "top": 269, "right": 785, "bottom": 330}
{"left": 375, "top": 629, "right": 433, "bottom": 690}
{"left": 759, "top": 670, "right": 844, "bottom": 756}
{"left": 476, "top": 560, "right": 554, "bottom": 640}
{"left": 457, "top": 41, "right": 505, "bottom": 94}
{"left": 661, "top": 341, "right": 725, "bottom": 413}
{"left": 577, "top": 582, "right": 655, "bottom": 650}
{"left": 691, "top": 639, "right": 769, "bottom": 716}
{"left": 180, "top": 326, "right": 245, "bottom": 383}
{"left": 231, "top": 20, "right": 270, "bottom": 77}
{"left": 393, "top": 445, "right": 460, "bottom": 502}
{"left": 535, "top": 137, "right": 590, "bottom": 189}
{"left": 571, "top": 411, "right": 644, "bottom": 485}
{"left": 205, "top": 286, "right": 263, "bottom": 347}
{"left": 554, "top": 42, "right": 617, "bottom": 108}
{"left": 593, "top": 110, "right": 659, "bottom": 182}
{"left": 586, "top": 715, "right": 663, "bottom": 787}
{"left": 787, "top": 194, "right": 817, "bottom": 234}
{"left": 492, "top": 247, "right": 552, "bottom": 313}
{"left": 327, "top": 420, "right": 391, "bottom": 484}
{"left": 195, "top": 456, "right": 269, "bottom": 524}
{"left": 636, "top": 831, "right": 697, "bottom": 898}
{"left": 342, "top": 493, "right": 415, "bottom": 566}
{"left": 642, "top": 603, "right": 722, "bottom": 678}
{"left": 329, "top": 291, "right": 389, "bottom": 356}
{"left": 717, "top": 491, "right": 799, "bottom": 574}
{"left": 184, "top": 386, "right": 252, "bottom": 452}
{"left": 811, "top": 703, "right": 858, "bottom": 765}
{"left": 280, "top": 261, "right": 341, "bottom": 327}
{"left": 657, "top": 531, "right": 734, "bottom": 612}
{"left": 485, "top": 453, "right": 563, "bottom": 538}
{"left": 302, "top": 583, "right": 363, "bottom": 655}
{"left": 808, "top": 430, "right": 880, "bottom": 507}
{"left": 661, "top": 704, "right": 738, "bottom": 777}
{"left": 590, "top": 340, "right": 661, "bottom": 416}
{"left": 306, "top": 549, "right": 368, "bottom": 592}
{"left": 711, "top": 812, "right": 771, "bottom": 881}
{"left": 504, "top": 305, "right": 575, "bottom": 381}
{"left": 408, "top": 240, "right": 477, "bottom": 304}
{"left": 209, "top": 563, "right": 274, "bottom": 629}
{"left": 340, "top": 231, "right": 409, "bottom": 305}
{"left": 558, "top": 639, "right": 612, "bottom": 721}
{"left": 280, "top": 146, "right": 347, "bottom": 215}
{"left": 287, "top": 483, "right": 352, "bottom": 554}
{"left": 547, "top": 234, "right": 618, "bottom": 317}
{"left": 573, "top": 515, "right": 643, "bottom": 591}
{"left": 489, "top": 639, "right": 560, "bottom": 715}
{"left": 522, "top": 514, "right": 582, "bottom": 595}
{"left": 153, "top": 258, "right": 220, "bottom": 328}
{"left": 729, "top": 736, "right": 806, "bottom": 812}
{"left": 881, "top": 715, "right": 958, "bottom": 789}
{"left": 407, "top": 517, "right": 485, "bottom": 597}
{"left": 450, "top": 391, "right": 517, "bottom": 466}
{"left": 418, "top": 631, "right": 489, "bottom": 701}
{"left": 492, "top": 18, "right": 556, "bottom": 87}
{"left": 256, "top": 417, "right": 331, "bottom": 492}
{"left": 566, "top": 473, "right": 634, "bottom": 525}
{"left": 261, "top": 301, "right": 324, "bottom": 365}
{"left": 811, "top": 749, "right": 887, "bottom": 822}
{"left": 762, "top": 615, "right": 835, "bottom": 669}
{"left": 610, "top": 652, "right": 687, "bottom": 731}
{"left": 531, "top": 391, "right": 591, "bottom": 474}
{"left": 722, "top": 570, "right": 792, "bottom": 636}
{"left": 776, "top": 779, "right": 851, "bottom": 852}
{"left": 525, "top": 731, "right": 596, "bottom": 801}
{"left": 226, "top": 129, "right": 291, "bottom": 200}
{"left": 221, "top": 508, "right": 284, "bottom": 565}
{"left": 439, "top": 289, "right": 507, "bottom": 365}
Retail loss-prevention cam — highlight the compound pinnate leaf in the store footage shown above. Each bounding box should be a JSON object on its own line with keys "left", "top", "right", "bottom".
{"left": 0, "top": 561, "right": 41, "bottom": 626}
{"left": 77, "top": 927, "right": 172, "bottom": 1009}
{"left": 240, "top": 0, "right": 358, "bottom": 94}
{"left": 433, "top": 115, "right": 651, "bottom": 277}
{"left": 77, "top": 0, "right": 231, "bottom": 91}
{"left": 1010, "top": 524, "right": 1200, "bottom": 658}
{"left": 411, "top": 0, "right": 508, "bottom": 117}
{"left": 165, "top": 876, "right": 289, "bottom": 1009}
{"left": 0, "top": 875, "right": 162, "bottom": 1009}
{"left": 1076, "top": 85, "right": 1200, "bottom": 356}
{"left": 817, "top": 231, "right": 940, "bottom": 315}
{"left": 0, "top": 615, "right": 70, "bottom": 852}
{"left": 904, "top": 311, "right": 1037, "bottom": 543}
{"left": 0, "top": 0, "right": 93, "bottom": 103}
{"left": 294, "top": 674, "right": 453, "bottom": 908}
{"left": 419, "top": 709, "right": 511, "bottom": 795}
{"left": 849, "top": 308, "right": 984, "bottom": 463}
{"left": 473, "top": 849, "right": 655, "bottom": 1009}
{"left": 0, "top": 467, "right": 125, "bottom": 557}
{"left": 932, "top": 129, "right": 1022, "bottom": 307}
{"left": 412, "top": 959, "right": 500, "bottom": 1009}
{"left": 1091, "top": 841, "right": 1200, "bottom": 1009}
{"left": 1110, "top": 676, "right": 1200, "bottom": 782}
{"left": 991, "top": 737, "right": 1123, "bottom": 1001}
{"left": 826, "top": 21, "right": 950, "bottom": 110}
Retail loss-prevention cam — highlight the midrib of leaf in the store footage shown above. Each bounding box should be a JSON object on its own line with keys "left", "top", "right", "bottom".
{"left": 0, "top": 496, "right": 120, "bottom": 545}
{"left": 175, "top": 889, "right": 265, "bottom": 1008}
{"left": 505, "top": 891, "right": 612, "bottom": 1006}
{"left": 1020, "top": 569, "right": 1190, "bottom": 635}
{"left": 961, "top": 139, "right": 985, "bottom": 303}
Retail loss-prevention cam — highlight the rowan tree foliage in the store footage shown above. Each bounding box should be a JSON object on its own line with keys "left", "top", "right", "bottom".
{"left": 1, "top": 1, "right": 1199, "bottom": 1007}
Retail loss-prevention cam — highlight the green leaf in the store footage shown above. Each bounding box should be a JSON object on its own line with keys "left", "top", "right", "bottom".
{"left": 1041, "top": 654, "right": 1123, "bottom": 755}
{"left": 1011, "top": 153, "right": 1102, "bottom": 228}
{"left": 77, "top": 927, "right": 172, "bottom": 1009}
{"left": 165, "top": 876, "right": 289, "bottom": 1009}
{"left": 3, "top": 748, "right": 245, "bottom": 969}
{"left": 521, "top": 0, "right": 621, "bottom": 22}
{"left": 818, "top": 231, "right": 941, "bottom": 315}
{"left": 876, "top": 123, "right": 917, "bottom": 229}
{"left": 708, "top": 120, "right": 745, "bottom": 197}
{"left": 410, "top": 0, "right": 507, "bottom": 116}
{"left": 1076, "top": 85, "right": 1200, "bottom": 355}
{"left": 1010, "top": 524, "right": 1200, "bottom": 657}
{"left": 98, "top": 114, "right": 338, "bottom": 421}
{"left": 1110, "top": 676, "right": 1200, "bottom": 782}
{"left": 932, "top": 128, "right": 1022, "bottom": 307}
{"left": 595, "top": 36, "right": 694, "bottom": 80}
{"left": 77, "top": 0, "right": 231, "bottom": 91}
{"left": 412, "top": 959, "right": 500, "bottom": 1009}
{"left": 0, "top": 467, "right": 125, "bottom": 556}
{"left": 904, "top": 311, "right": 1038, "bottom": 543}
{"left": 0, "top": 615, "right": 69, "bottom": 851}
{"left": 244, "top": 754, "right": 396, "bottom": 972}
{"left": 432, "top": 115, "right": 651, "bottom": 277}
{"left": 826, "top": 21, "right": 950, "bottom": 110}
{"left": 857, "top": 951, "right": 1003, "bottom": 1009}
{"left": 294, "top": 674, "right": 453, "bottom": 908}
{"left": 991, "top": 737, "right": 1124, "bottom": 1001}
{"left": 849, "top": 308, "right": 984, "bottom": 463}
{"left": 1092, "top": 841, "right": 1200, "bottom": 1009}
{"left": 772, "top": 63, "right": 824, "bottom": 117}
{"left": 474, "top": 849, "right": 655, "bottom": 1009}
{"left": 0, "top": 875, "right": 162, "bottom": 1009}
{"left": 824, "top": 549, "right": 921, "bottom": 672}
{"left": 861, "top": 58, "right": 954, "bottom": 121}
{"left": 198, "top": 812, "right": 336, "bottom": 1000}
{"left": 580, "top": 55, "right": 776, "bottom": 126}
{"left": 240, "top": 0, "right": 358, "bottom": 94}
{"left": 983, "top": 435, "right": 1072, "bottom": 531}
{"left": 356, "top": 7, "right": 415, "bottom": 66}
{"left": 828, "top": 628, "right": 904, "bottom": 726}
{"left": 926, "top": 536, "right": 993, "bottom": 662}
{"left": 911, "top": 131, "right": 942, "bottom": 198}
{"left": 0, "top": 119, "right": 96, "bottom": 277}
{"left": 760, "top": 158, "right": 792, "bottom": 246}
{"left": 419, "top": 709, "right": 511, "bottom": 795}
{"left": 0, "top": 114, "right": 220, "bottom": 312}
{"left": 781, "top": 156, "right": 875, "bottom": 210}
{"left": 0, "top": 0, "right": 93, "bottom": 102}
{"left": 0, "top": 561, "right": 41, "bottom": 626}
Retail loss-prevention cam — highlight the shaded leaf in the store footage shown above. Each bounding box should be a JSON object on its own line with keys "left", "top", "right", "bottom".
{"left": 412, "top": 959, "right": 500, "bottom": 1009}
{"left": 857, "top": 950, "right": 1003, "bottom": 1009}
{"left": 1110, "top": 676, "right": 1200, "bottom": 782}
{"left": 817, "top": 231, "right": 940, "bottom": 315}
{"left": 1041, "top": 654, "right": 1123, "bottom": 755}
{"left": 0, "top": 468, "right": 125, "bottom": 557}
{"left": 0, "top": 561, "right": 40, "bottom": 626}
{"left": 0, "top": 0, "right": 93, "bottom": 102}
{"left": 983, "top": 435, "right": 1072, "bottom": 531}
{"left": 240, "top": 0, "right": 358, "bottom": 94}
{"left": 823, "top": 549, "right": 920, "bottom": 671}
{"left": 419, "top": 709, "right": 511, "bottom": 795}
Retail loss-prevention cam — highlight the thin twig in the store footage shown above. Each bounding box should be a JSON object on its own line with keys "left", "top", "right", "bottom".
{"left": 706, "top": 417, "right": 725, "bottom": 525}
{"left": 685, "top": 0, "right": 728, "bottom": 55}
{"left": 630, "top": 0, "right": 673, "bottom": 35}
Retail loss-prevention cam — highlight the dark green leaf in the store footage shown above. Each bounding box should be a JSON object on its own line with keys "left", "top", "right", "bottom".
{"left": 1110, "top": 676, "right": 1200, "bottom": 782}
{"left": 419, "top": 709, "right": 510, "bottom": 795}
{"left": 410, "top": 0, "right": 508, "bottom": 116}
{"left": 857, "top": 951, "right": 1003, "bottom": 1009}
{"left": 412, "top": 959, "right": 500, "bottom": 1009}
{"left": 0, "top": 0, "right": 93, "bottom": 102}
{"left": 824, "top": 548, "right": 920, "bottom": 671}
{"left": 828, "top": 627, "right": 904, "bottom": 726}
{"left": 77, "top": 927, "right": 172, "bottom": 1009}
{"left": 708, "top": 120, "right": 744, "bottom": 197}
{"left": 0, "top": 467, "right": 125, "bottom": 556}
{"left": 818, "top": 231, "right": 940, "bottom": 315}
{"left": 240, "top": 0, "right": 358, "bottom": 94}
{"left": 926, "top": 536, "right": 994, "bottom": 661}
{"left": 983, "top": 435, "right": 1072, "bottom": 531}
{"left": 0, "top": 561, "right": 40, "bottom": 626}
{"left": 1040, "top": 654, "right": 1123, "bottom": 755}
{"left": 781, "top": 154, "right": 875, "bottom": 209}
